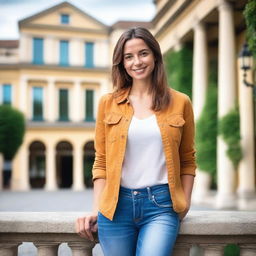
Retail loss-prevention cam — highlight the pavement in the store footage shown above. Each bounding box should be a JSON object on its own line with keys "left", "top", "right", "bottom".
{"left": 0, "top": 189, "right": 213, "bottom": 256}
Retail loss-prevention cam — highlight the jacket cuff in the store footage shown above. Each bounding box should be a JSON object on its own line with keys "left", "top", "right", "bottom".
{"left": 180, "top": 167, "right": 196, "bottom": 176}
{"left": 92, "top": 169, "right": 106, "bottom": 181}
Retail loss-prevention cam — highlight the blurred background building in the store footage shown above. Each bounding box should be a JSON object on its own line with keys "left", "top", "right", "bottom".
{"left": 0, "top": 0, "right": 255, "bottom": 211}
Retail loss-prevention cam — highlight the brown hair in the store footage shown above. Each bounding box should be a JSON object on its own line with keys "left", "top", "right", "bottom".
{"left": 112, "top": 27, "right": 170, "bottom": 111}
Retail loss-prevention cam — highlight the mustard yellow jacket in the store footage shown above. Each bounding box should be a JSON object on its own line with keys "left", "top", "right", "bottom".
{"left": 92, "top": 87, "right": 196, "bottom": 220}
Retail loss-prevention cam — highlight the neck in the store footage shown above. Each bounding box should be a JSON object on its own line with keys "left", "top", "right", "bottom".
{"left": 130, "top": 79, "right": 152, "bottom": 97}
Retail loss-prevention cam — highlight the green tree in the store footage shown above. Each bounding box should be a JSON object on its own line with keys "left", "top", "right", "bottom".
{"left": 164, "top": 45, "right": 193, "bottom": 99}
{"left": 218, "top": 105, "right": 242, "bottom": 170}
{"left": 0, "top": 105, "right": 25, "bottom": 160}
{"left": 244, "top": 0, "right": 256, "bottom": 57}
{"left": 195, "top": 60, "right": 218, "bottom": 182}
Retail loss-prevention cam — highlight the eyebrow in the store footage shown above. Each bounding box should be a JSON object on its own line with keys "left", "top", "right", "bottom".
{"left": 124, "top": 49, "right": 150, "bottom": 56}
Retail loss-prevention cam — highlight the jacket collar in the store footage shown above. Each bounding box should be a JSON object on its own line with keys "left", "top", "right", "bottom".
{"left": 114, "top": 87, "right": 132, "bottom": 104}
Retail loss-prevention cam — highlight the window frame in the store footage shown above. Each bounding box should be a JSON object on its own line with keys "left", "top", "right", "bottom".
{"left": 85, "top": 42, "right": 94, "bottom": 68}
{"left": 2, "top": 84, "right": 12, "bottom": 105}
{"left": 85, "top": 89, "right": 95, "bottom": 122}
{"left": 32, "top": 37, "right": 44, "bottom": 65}
{"left": 60, "top": 14, "right": 70, "bottom": 24}
{"left": 59, "top": 40, "right": 69, "bottom": 66}
{"left": 58, "top": 88, "right": 69, "bottom": 121}
{"left": 32, "top": 86, "right": 44, "bottom": 121}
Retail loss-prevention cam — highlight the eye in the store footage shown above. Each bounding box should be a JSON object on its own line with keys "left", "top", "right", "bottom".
{"left": 124, "top": 55, "right": 132, "bottom": 60}
{"left": 141, "top": 51, "right": 149, "bottom": 57}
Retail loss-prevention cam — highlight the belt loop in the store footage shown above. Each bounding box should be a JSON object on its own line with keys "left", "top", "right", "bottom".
{"left": 147, "top": 186, "right": 152, "bottom": 200}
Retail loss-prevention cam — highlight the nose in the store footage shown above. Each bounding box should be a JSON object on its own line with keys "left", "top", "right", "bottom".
{"left": 134, "top": 55, "right": 142, "bottom": 65}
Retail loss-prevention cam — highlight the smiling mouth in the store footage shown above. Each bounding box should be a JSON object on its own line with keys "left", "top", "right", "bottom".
{"left": 132, "top": 67, "right": 146, "bottom": 72}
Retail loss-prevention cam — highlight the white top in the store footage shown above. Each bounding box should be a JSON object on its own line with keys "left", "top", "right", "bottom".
{"left": 121, "top": 114, "right": 168, "bottom": 189}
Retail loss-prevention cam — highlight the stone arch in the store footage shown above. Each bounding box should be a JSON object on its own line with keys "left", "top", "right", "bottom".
{"left": 29, "top": 141, "right": 46, "bottom": 188}
{"left": 56, "top": 141, "right": 73, "bottom": 188}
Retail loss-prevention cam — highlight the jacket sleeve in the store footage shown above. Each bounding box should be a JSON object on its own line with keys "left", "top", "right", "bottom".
{"left": 92, "top": 95, "right": 107, "bottom": 181}
{"left": 179, "top": 96, "right": 197, "bottom": 176}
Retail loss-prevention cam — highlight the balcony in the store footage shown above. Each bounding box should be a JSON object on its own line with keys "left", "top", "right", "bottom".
{"left": 0, "top": 211, "right": 255, "bottom": 255}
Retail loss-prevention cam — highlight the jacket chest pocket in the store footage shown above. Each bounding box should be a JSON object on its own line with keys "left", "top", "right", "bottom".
{"left": 166, "top": 115, "right": 185, "bottom": 144}
{"left": 104, "top": 113, "right": 123, "bottom": 143}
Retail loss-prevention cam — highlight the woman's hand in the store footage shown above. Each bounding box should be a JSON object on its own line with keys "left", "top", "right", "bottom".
{"left": 178, "top": 207, "right": 189, "bottom": 221}
{"left": 75, "top": 213, "right": 98, "bottom": 241}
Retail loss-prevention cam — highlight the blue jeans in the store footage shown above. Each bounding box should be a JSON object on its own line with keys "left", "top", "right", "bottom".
{"left": 98, "top": 184, "right": 180, "bottom": 256}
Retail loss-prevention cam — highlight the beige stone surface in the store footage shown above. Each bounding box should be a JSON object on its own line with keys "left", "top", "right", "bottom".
{"left": 0, "top": 211, "right": 256, "bottom": 235}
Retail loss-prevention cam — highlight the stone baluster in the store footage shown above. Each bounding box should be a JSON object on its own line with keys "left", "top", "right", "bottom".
{"left": 200, "top": 244, "right": 225, "bottom": 256}
{"left": 240, "top": 244, "right": 256, "bottom": 256}
{"left": 172, "top": 242, "right": 191, "bottom": 255}
{"left": 0, "top": 243, "right": 20, "bottom": 256}
{"left": 34, "top": 242, "right": 60, "bottom": 256}
{"left": 69, "top": 241, "right": 95, "bottom": 256}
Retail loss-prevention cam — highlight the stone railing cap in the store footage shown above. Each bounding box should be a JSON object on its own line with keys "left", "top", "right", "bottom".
{"left": 0, "top": 211, "right": 256, "bottom": 235}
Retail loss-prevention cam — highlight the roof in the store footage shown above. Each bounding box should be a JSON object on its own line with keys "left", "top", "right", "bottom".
{"left": 111, "top": 21, "right": 152, "bottom": 30}
{"left": 18, "top": 1, "right": 108, "bottom": 30}
{"left": 0, "top": 40, "right": 19, "bottom": 48}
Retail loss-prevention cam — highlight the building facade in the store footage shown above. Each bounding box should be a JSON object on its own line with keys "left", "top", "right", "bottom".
{"left": 0, "top": 2, "right": 152, "bottom": 191}
{"left": 0, "top": 0, "right": 255, "bottom": 210}
{"left": 153, "top": 0, "right": 255, "bottom": 210}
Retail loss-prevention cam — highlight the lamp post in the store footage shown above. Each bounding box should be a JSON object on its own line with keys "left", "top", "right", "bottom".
{"left": 239, "top": 42, "right": 256, "bottom": 95}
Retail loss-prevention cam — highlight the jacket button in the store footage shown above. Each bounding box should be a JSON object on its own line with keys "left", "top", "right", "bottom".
{"left": 121, "top": 135, "right": 125, "bottom": 139}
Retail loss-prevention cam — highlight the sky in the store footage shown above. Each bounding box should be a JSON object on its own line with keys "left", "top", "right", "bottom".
{"left": 0, "top": 0, "right": 155, "bottom": 39}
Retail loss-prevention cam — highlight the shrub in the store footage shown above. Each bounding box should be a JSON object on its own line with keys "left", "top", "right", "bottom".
{"left": 195, "top": 60, "right": 218, "bottom": 182}
{"left": 0, "top": 105, "right": 25, "bottom": 160}
{"left": 244, "top": 0, "right": 256, "bottom": 57}
{"left": 195, "top": 85, "right": 217, "bottom": 179}
{"left": 164, "top": 45, "right": 193, "bottom": 99}
{"left": 218, "top": 105, "right": 242, "bottom": 169}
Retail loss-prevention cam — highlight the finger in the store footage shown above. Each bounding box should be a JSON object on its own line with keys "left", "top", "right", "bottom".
{"left": 84, "top": 218, "right": 94, "bottom": 241}
{"left": 78, "top": 218, "right": 90, "bottom": 239}
{"left": 91, "top": 222, "right": 98, "bottom": 233}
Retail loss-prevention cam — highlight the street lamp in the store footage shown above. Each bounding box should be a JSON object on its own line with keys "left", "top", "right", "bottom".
{"left": 239, "top": 42, "right": 256, "bottom": 94}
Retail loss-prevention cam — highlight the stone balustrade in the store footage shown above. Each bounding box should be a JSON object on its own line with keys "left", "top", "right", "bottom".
{"left": 0, "top": 211, "right": 256, "bottom": 256}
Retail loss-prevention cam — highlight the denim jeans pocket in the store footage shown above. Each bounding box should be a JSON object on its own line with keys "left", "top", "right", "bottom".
{"left": 151, "top": 191, "right": 172, "bottom": 208}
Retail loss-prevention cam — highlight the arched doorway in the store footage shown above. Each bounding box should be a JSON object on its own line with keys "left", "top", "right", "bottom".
{"left": 29, "top": 141, "right": 46, "bottom": 188}
{"left": 56, "top": 141, "right": 73, "bottom": 188}
{"left": 83, "top": 141, "right": 95, "bottom": 187}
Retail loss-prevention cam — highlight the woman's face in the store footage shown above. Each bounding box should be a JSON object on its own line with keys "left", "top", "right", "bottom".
{"left": 123, "top": 38, "right": 155, "bottom": 83}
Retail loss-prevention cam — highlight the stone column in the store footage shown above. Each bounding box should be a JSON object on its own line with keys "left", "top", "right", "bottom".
{"left": 201, "top": 244, "right": 225, "bottom": 256}
{"left": 45, "top": 142, "right": 57, "bottom": 190}
{"left": 192, "top": 21, "right": 208, "bottom": 120}
{"left": 72, "top": 143, "right": 85, "bottom": 190}
{"left": 19, "top": 33, "right": 31, "bottom": 63}
{"left": 240, "top": 244, "right": 256, "bottom": 256}
{"left": 19, "top": 77, "right": 27, "bottom": 115}
{"left": 191, "top": 20, "right": 211, "bottom": 204}
{"left": 94, "top": 40, "right": 109, "bottom": 68}
{"left": 34, "top": 242, "right": 59, "bottom": 256}
{"left": 11, "top": 143, "right": 30, "bottom": 190}
{"left": 71, "top": 80, "right": 82, "bottom": 122}
{"left": 173, "top": 243, "right": 191, "bottom": 255}
{"left": 237, "top": 65, "right": 255, "bottom": 210}
{"left": 0, "top": 243, "right": 20, "bottom": 256}
{"left": 69, "top": 241, "right": 95, "bottom": 256}
{"left": 46, "top": 79, "right": 56, "bottom": 122}
{"left": 216, "top": 0, "right": 237, "bottom": 208}
{"left": 70, "top": 39, "right": 83, "bottom": 66}
{"left": 44, "top": 36, "right": 55, "bottom": 65}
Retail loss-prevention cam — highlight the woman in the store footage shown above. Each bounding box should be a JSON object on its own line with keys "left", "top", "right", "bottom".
{"left": 76, "top": 27, "right": 196, "bottom": 256}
